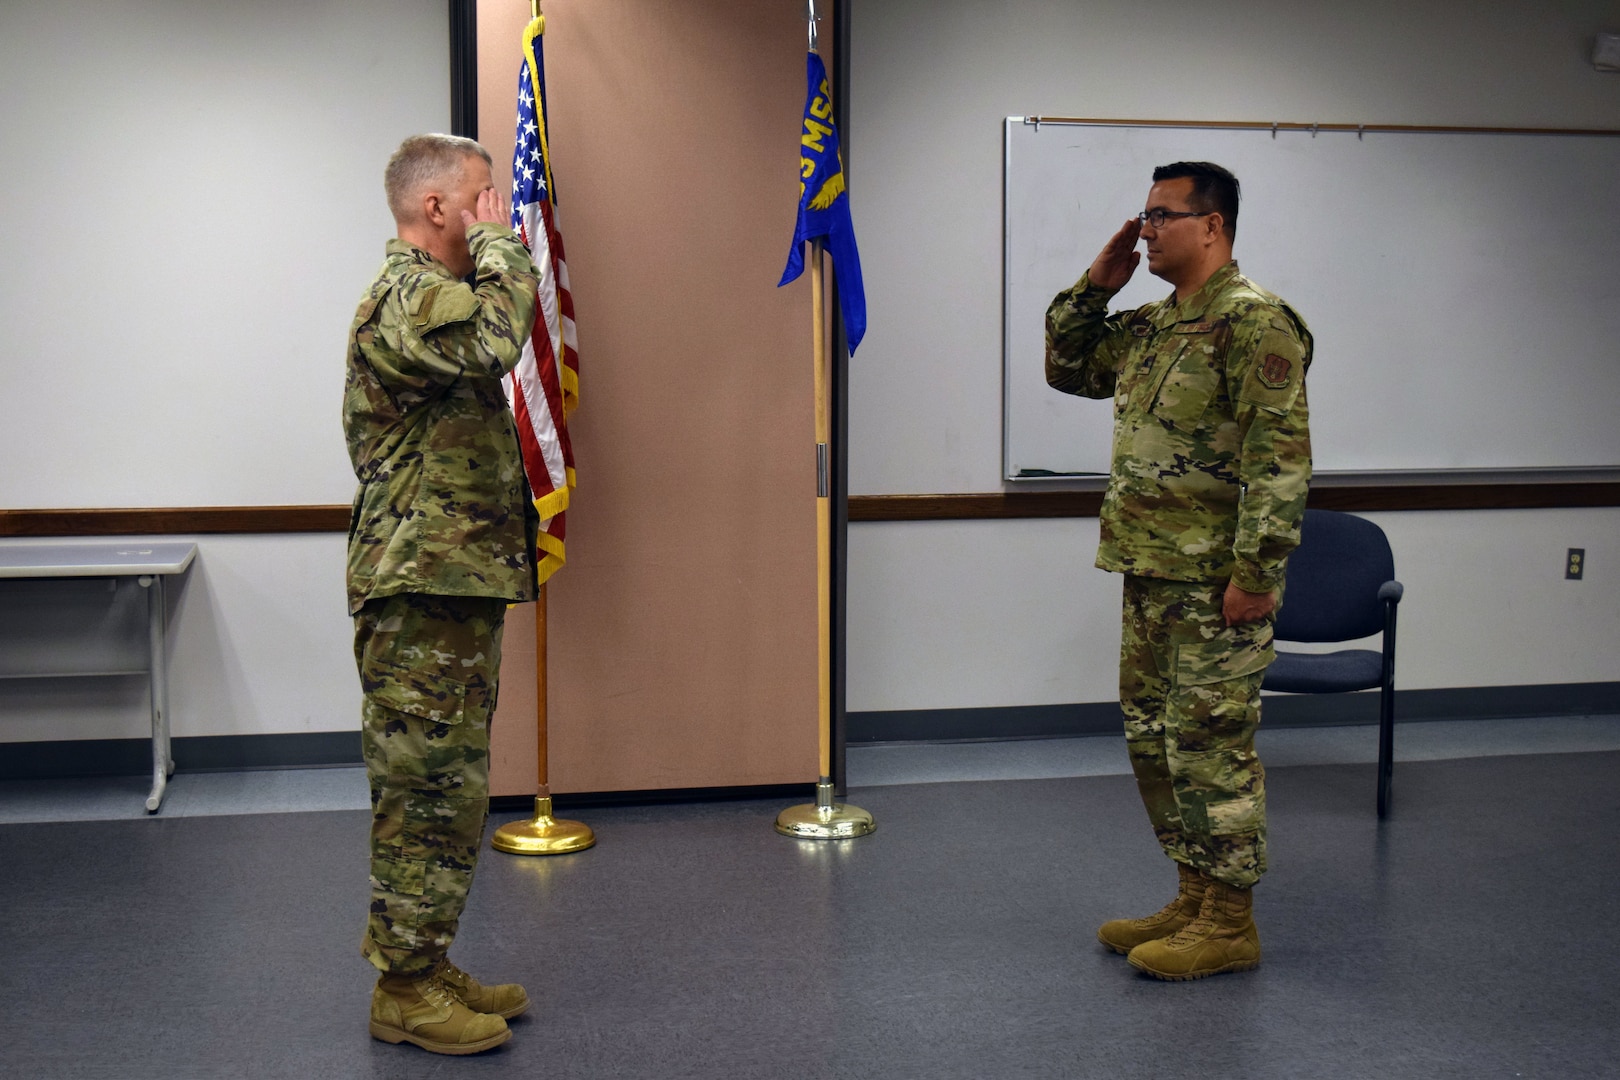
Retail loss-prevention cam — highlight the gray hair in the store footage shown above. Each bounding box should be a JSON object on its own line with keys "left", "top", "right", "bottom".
{"left": 384, "top": 134, "right": 494, "bottom": 221}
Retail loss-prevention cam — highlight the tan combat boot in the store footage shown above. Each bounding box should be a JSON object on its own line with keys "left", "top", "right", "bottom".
{"left": 1097, "top": 862, "right": 1206, "bottom": 955}
{"left": 439, "top": 958, "right": 531, "bottom": 1019}
{"left": 369, "top": 970, "right": 512, "bottom": 1054}
{"left": 1126, "top": 876, "right": 1261, "bottom": 980}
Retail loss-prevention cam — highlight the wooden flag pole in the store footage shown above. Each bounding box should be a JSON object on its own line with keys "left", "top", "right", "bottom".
{"left": 493, "top": 584, "right": 596, "bottom": 855}
{"left": 536, "top": 585, "right": 549, "bottom": 793}
{"left": 774, "top": 235, "right": 874, "bottom": 840}
{"left": 492, "top": 0, "right": 593, "bottom": 856}
{"left": 813, "top": 237, "right": 831, "bottom": 781}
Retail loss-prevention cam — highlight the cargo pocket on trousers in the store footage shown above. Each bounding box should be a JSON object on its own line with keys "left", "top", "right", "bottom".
{"left": 1171, "top": 626, "right": 1274, "bottom": 740}
{"left": 1169, "top": 630, "right": 1272, "bottom": 837}
{"left": 363, "top": 660, "right": 467, "bottom": 728}
{"left": 1175, "top": 624, "right": 1274, "bottom": 689}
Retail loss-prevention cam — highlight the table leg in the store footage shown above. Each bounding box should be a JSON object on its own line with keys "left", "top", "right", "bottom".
{"left": 140, "top": 575, "right": 173, "bottom": 813}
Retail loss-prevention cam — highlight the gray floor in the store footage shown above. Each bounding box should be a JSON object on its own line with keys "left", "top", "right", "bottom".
{"left": 4, "top": 718, "right": 1619, "bottom": 1078}
{"left": 849, "top": 714, "right": 1620, "bottom": 787}
{"left": 4, "top": 714, "right": 1618, "bottom": 824}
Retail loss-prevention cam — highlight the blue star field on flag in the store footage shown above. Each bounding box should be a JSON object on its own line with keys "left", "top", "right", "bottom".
{"left": 510, "top": 38, "right": 551, "bottom": 224}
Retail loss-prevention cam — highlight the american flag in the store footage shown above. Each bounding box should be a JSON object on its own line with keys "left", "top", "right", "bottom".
{"left": 507, "top": 14, "right": 578, "bottom": 585}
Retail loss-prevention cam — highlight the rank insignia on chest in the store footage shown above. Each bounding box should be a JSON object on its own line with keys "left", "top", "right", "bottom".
{"left": 1259, "top": 353, "right": 1292, "bottom": 388}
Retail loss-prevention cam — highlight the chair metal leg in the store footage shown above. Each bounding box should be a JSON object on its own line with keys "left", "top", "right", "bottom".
{"left": 1376, "top": 673, "right": 1396, "bottom": 818}
{"left": 1376, "top": 594, "right": 1400, "bottom": 819}
{"left": 1376, "top": 699, "right": 1393, "bottom": 818}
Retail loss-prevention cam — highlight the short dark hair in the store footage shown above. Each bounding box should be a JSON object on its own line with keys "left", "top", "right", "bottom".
{"left": 1152, "top": 161, "right": 1239, "bottom": 241}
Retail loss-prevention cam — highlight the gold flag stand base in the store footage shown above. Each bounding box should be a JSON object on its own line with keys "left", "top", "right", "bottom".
{"left": 774, "top": 779, "right": 875, "bottom": 840}
{"left": 492, "top": 795, "right": 596, "bottom": 855}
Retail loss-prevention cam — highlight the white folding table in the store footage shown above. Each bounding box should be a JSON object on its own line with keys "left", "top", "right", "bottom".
{"left": 0, "top": 542, "right": 198, "bottom": 812}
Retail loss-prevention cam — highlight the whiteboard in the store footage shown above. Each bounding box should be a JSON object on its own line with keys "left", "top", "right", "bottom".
{"left": 1002, "top": 118, "right": 1620, "bottom": 479}
{"left": 0, "top": 0, "right": 449, "bottom": 509}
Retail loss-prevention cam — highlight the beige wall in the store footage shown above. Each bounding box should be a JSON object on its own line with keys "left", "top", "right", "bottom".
{"left": 479, "top": 2, "right": 826, "bottom": 794}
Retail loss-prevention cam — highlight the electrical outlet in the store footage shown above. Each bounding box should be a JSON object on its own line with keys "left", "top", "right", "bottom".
{"left": 1565, "top": 548, "right": 1585, "bottom": 580}
{"left": 1595, "top": 33, "right": 1620, "bottom": 71}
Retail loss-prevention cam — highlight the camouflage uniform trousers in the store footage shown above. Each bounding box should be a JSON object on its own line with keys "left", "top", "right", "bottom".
{"left": 354, "top": 592, "right": 506, "bottom": 976}
{"left": 1119, "top": 574, "right": 1280, "bottom": 889}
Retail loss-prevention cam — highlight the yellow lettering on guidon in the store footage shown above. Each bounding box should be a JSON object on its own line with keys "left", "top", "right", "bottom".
{"left": 801, "top": 118, "right": 832, "bottom": 153}
{"left": 810, "top": 79, "right": 834, "bottom": 120}
{"left": 798, "top": 80, "right": 838, "bottom": 198}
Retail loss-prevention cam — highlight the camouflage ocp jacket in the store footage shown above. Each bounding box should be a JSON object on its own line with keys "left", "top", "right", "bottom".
{"left": 343, "top": 224, "right": 541, "bottom": 615}
{"left": 1045, "top": 261, "right": 1312, "bottom": 593}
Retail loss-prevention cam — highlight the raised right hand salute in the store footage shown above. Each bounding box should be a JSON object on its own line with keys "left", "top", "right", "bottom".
{"left": 461, "top": 186, "right": 508, "bottom": 231}
{"left": 1087, "top": 217, "right": 1142, "bottom": 290}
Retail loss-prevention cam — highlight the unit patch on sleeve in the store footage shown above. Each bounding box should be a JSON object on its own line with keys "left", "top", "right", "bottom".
{"left": 1259, "top": 353, "right": 1292, "bottom": 389}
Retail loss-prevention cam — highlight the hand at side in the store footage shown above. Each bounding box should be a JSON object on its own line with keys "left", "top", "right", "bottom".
{"left": 1223, "top": 579, "right": 1277, "bottom": 626}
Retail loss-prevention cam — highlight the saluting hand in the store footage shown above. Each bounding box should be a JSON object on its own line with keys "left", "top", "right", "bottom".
{"left": 460, "top": 187, "right": 509, "bottom": 231}
{"left": 1088, "top": 218, "right": 1142, "bottom": 290}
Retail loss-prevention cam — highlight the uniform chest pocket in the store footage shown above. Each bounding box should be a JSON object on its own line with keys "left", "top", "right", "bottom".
{"left": 1150, "top": 333, "right": 1221, "bottom": 428}
{"left": 1115, "top": 335, "right": 1160, "bottom": 417}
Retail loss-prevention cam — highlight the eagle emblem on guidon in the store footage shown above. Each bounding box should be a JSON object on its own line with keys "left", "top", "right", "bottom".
{"left": 1259, "top": 353, "right": 1292, "bottom": 389}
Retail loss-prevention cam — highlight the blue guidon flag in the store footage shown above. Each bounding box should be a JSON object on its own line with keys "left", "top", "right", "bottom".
{"left": 779, "top": 51, "right": 867, "bottom": 354}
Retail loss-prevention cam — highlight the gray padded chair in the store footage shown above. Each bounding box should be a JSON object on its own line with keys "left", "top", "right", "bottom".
{"left": 1262, "top": 509, "right": 1404, "bottom": 817}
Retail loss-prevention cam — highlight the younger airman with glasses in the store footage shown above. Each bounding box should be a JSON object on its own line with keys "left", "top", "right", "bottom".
{"left": 1045, "top": 161, "right": 1313, "bottom": 981}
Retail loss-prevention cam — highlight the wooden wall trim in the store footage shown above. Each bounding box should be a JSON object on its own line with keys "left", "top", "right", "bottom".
{"left": 850, "top": 483, "right": 1620, "bottom": 521}
{"left": 3, "top": 481, "right": 1616, "bottom": 535}
{"left": 1023, "top": 118, "right": 1620, "bottom": 138}
{"left": 1306, "top": 483, "right": 1620, "bottom": 512}
{"left": 850, "top": 492, "right": 1104, "bottom": 521}
{"left": 0, "top": 506, "right": 352, "bottom": 537}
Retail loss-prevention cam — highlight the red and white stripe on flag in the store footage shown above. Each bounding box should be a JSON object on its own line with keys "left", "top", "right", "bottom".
{"left": 507, "top": 15, "right": 578, "bottom": 585}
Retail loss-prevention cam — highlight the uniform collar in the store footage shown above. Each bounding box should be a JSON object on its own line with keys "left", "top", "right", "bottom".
{"left": 1154, "top": 260, "right": 1241, "bottom": 327}
{"left": 384, "top": 238, "right": 451, "bottom": 274}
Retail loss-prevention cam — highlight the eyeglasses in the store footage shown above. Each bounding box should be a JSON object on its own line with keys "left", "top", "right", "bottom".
{"left": 1136, "top": 209, "right": 1213, "bottom": 228}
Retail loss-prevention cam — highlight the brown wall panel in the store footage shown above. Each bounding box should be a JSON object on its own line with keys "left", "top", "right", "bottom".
{"left": 487, "top": 587, "right": 539, "bottom": 799}
{"left": 477, "top": 1, "right": 821, "bottom": 795}
{"left": 477, "top": 0, "right": 541, "bottom": 804}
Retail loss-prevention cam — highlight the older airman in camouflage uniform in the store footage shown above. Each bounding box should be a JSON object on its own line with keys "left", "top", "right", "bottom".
{"left": 1046, "top": 161, "right": 1311, "bottom": 981}
{"left": 344, "top": 133, "right": 539, "bottom": 1054}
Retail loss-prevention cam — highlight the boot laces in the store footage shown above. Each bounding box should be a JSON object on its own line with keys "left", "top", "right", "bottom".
{"left": 1132, "top": 875, "right": 1202, "bottom": 927}
{"left": 438, "top": 960, "right": 471, "bottom": 991}
{"left": 416, "top": 974, "right": 459, "bottom": 1009}
{"left": 1164, "top": 888, "right": 1220, "bottom": 946}
{"left": 1133, "top": 895, "right": 1181, "bottom": 925}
